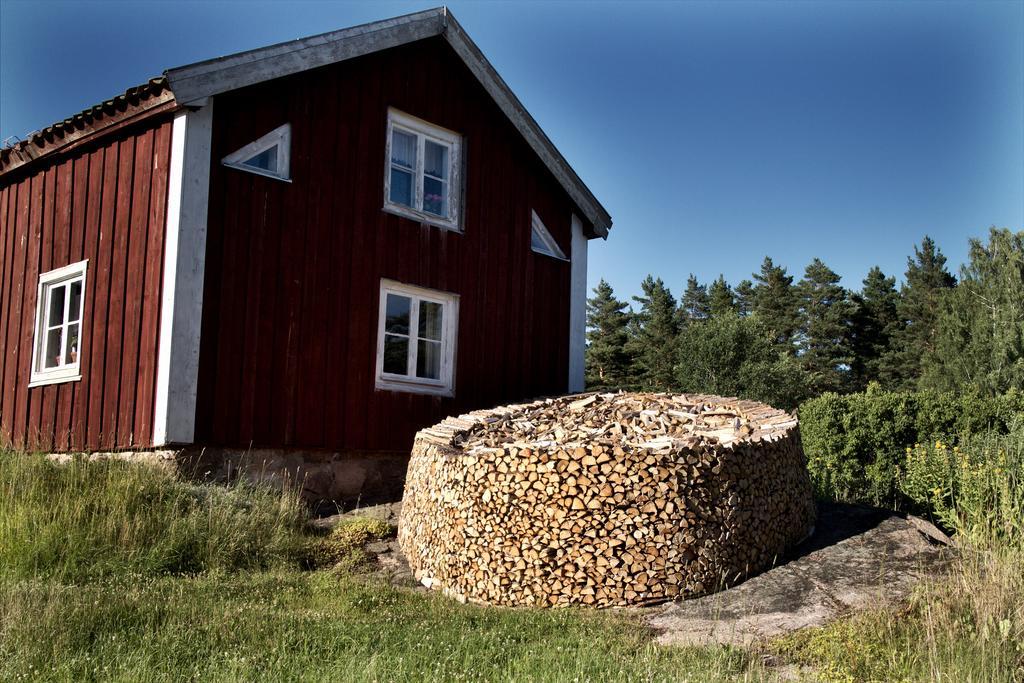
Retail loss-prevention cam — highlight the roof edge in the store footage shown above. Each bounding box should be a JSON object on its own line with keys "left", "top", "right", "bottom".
{"left": 165, "top": 8, "right": 446, "bottom": 105}
{"left": 164, "top": 7, "right": 611, "bottom": 237}
{"left": 441, "top": 13, "right": 611, "bottom": 237}
{"left": 1, "top": 78, "right": 176, "bottom": 178}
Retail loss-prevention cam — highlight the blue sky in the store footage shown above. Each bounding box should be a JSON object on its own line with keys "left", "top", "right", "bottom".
{"left": 2, "top": 0, "right": 1021, "bottom": 303}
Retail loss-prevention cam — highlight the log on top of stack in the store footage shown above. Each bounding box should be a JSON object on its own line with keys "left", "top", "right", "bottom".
{"left": 400, "top": 392, "right": 816, "bottom": 609}
{"left": 424, "top": 392, "right": 797, "bottom": 453}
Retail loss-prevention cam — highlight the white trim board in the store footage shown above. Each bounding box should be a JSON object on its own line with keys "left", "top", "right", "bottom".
{"left": 153, "top": 104, "right": 214, "bottom": 446}
{"left": 568, "top": 213, "right": 587, "bottom": 393}
{"left": 164, "top": 7, "right": 611, "bottom": 238}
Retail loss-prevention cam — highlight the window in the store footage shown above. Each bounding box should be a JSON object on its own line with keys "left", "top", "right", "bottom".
{"left": 30, "top": 260, "right": 87, "bottom": 387}
{"left": 375, "top": 280, "right": 458, "bottom": 396}
{"left": 384, "top": 109, "right": 462, "bottom": 231}
{"left": 530, "top": 209, "right": 567, "bottom": 260}
{"left": 221, "top": 123, "right": 291, "bottom": 181}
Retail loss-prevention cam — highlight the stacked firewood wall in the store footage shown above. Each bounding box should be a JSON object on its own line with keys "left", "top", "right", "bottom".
{"left": 398, "top": 392, "right": 816, "bottom": 607}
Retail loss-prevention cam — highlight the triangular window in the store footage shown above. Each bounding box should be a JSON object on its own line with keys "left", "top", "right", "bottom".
{"left": 222, "top": 123, "right": 291, "bottom": 181}
{"left": 530, "top": 210, "right": 567, "bottom": 260}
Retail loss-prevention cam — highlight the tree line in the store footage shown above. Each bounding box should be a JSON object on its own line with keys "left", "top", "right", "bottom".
{"left": 585, "top": 227, "right": 1024, "bottom": 408}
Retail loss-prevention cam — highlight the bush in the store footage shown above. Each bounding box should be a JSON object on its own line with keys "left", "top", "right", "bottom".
{"left": 798, "top": 389, "right": 1024, "bottom": 505}
{"left": 0, "top": 454, "right": 310, "bottom": 580}
{"left": 674, "top": 314, "right": 809, "bottom": 410}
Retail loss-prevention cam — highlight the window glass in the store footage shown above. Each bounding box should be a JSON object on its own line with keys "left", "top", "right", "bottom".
{"left": 244, "top": 146, "right": 277, "bottom": 172}
{"left": 383, "top": 335, "right": 408, "bottom": 375}
{"left": 69, "top": 280, "right": 82, "bottom": 322}
{"left": 418, "top": 301, "right": 443, "bottom": 341}
{"left": 423, "top": 140, "right": 448, "bottom": 217}
{"left": 47, "top": 284, "right": 66, "bottom": 328}
{"left": 391, "top": 130, "right": 416, "bottom": 168}
{"left": 531, "top": 228, "right": 548, "bottom": 252}
{"left": 65, "top": 323, "right": 80, "bottom": 365}
{"left": 424, "top": 140, "right": 447, "bottom": 179}
{"left": 417, "top": 339, "right": 441, "bottom": 379}
{"left": 377, "top": 282, "right": 457, "bottom": 393}
{"left": 45, "top": 327, "right": 63, "bottom": 369}
{"left": 389, "top": 130, "right": 417, "bottom": 208}
{"left": 31, "top": 262, "right": 87, "bottom": 385}
{"left": 389, "top": 168, "right": 413, "bottom": 207}
{"left": 530, "top": 211, "right": 566, "bottom": 259}
{"left": 385, "top": 294, "right": 411, "bottom": 334}
{"left": 221, "top": 123, "right": 291, "bottom": 181}
{"left": 423, "top": 176, "right": 446, "bottom": 217}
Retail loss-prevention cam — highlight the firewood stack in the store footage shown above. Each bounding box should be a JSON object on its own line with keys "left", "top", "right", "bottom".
{"left": 398, "top": 392, "right": 816, "bottom": 608}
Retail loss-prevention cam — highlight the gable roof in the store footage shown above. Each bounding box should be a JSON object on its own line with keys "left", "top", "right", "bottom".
{"left": 165, "top": 7, "right": 612, "bottom": 238}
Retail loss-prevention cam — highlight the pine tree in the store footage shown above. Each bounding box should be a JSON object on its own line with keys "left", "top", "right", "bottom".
{"left": 884, "top": 236, "right": 957, "bottom": 389}
{"left": 708, "top": 275, "right": 737, "bottom": 316}
{"left": 735, "top": 279, "right": 755, "bottom": 316}
{"left": 585, "top": 280, "right": 632, "bottom": 388}
{"left": 848, "top": 267, "right": 900, "bottom": 390}
{"left": 680, "top": 274, "right": 710, "bottom": 321}
{"left": 752, "top": 257, "right": 799, "bottom": 350}
{"left": 628, "top": 276, "right": 679, "bottom": 390}
{"left": 921, "top": 228, "right": 1024, "bottom": 395}
{"left": 796, "top": 258, "right": 855, "bottom": 394}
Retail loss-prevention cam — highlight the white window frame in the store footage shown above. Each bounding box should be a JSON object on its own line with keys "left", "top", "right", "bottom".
{"left": 375, "top": 279, "right": 458, "bottom": 397}
{"left": 383, "top": 108, "right": 463, "bottom": 232}
{"left": 29, "top": 259, "right": 88, "bottom": 387}
{"left": 530, "top": 209, "right": 568, "bottom": 260}
{"left": 221, "top": 123, "right": 292, "bottom": 182}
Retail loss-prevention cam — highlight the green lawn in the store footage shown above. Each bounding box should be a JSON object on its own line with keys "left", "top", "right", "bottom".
{"left": 0, "top": 455, "right": 753, "bottom": 682}
{"left": 0, "top": 452, "right": 1020, "bottom": 682}
{"left": 1, "top": 571, "right": 759, "bottom": 682}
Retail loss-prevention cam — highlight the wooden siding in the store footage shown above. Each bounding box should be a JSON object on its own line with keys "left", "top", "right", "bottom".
{"left": 0, "top": 116, "right": 173, "bottom": 451}
{"left": 197, "top": 37, "right": 591, "bottom": 452}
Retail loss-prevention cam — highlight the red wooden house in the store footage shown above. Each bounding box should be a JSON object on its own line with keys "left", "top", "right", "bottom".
{"left": 0, "top": 8, "right": 612, "bottom": 503}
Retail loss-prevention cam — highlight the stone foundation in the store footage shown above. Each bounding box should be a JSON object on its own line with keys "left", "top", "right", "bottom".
{"left": 46, "top": 446, "right": 408, "bottom": 511}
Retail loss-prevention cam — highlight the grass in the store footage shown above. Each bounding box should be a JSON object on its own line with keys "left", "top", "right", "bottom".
{"left": 0, "top": 454, "right": 754, "bottom": 682}
{"left": 0, "top": 572, "right": 756, "bottom": 682}
{"left": 0, "top": 454, "right": 308, "bottom": 580}
{"left": 767, "top": 540, "right": 1023, "bottom": 683}
{"left": 1, "top": 435, "right": 1021, "bottom": 682}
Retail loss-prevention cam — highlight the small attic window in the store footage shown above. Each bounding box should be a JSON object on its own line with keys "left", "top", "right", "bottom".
{"left": 222, "top": 123, "right": 291, "bottom": 181}
{"left": 530, "top": 210, "right": 567, "bottom": 260}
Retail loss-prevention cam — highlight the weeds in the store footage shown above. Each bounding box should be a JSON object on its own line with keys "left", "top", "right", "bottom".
{"left": 0, "top": 454, "right": 308, "bottom": 580}
{"left": 771, "top": 423, "right": 1024, "bottom": 682}
{"left": 306, "top": 517, "right": 396, "bottom": 571}
{"left": 899, "top": 422, "right": 1024, "bottom": 545}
